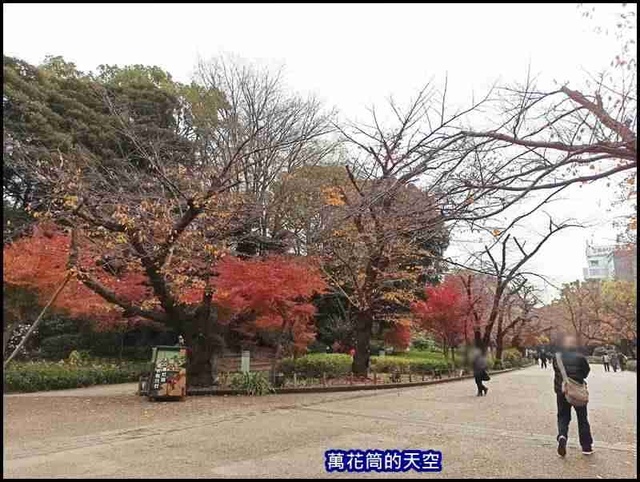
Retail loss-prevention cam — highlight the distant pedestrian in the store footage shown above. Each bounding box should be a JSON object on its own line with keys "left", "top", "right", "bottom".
{"left": 472, "top": 349, "right": 489, "bottom": 397}
{"left": 540, "top": 351, "right": 548, "bottom": 369}
{"left": 602, "top": 353, "right": 610, "bottom": 372}
{"left": 553, "top": 335, "right": 593, "bottom": 457}
{"left": 533, "top": 353, "right": 539, "bottom": 366}
{"left": 610, "top": 352, "right": 619, "bottom": 372}
{"left": 619, "top": 353, "right": 627, "bottom": 371}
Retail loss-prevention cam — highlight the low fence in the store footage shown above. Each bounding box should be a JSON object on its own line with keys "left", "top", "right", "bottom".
{"left": 189, "top": 367, "right": 522, "bottom": 396}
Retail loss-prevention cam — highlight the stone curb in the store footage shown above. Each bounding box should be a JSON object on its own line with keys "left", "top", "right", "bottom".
{"left": 187, "top": 366, "right": 528, "bottom": 396}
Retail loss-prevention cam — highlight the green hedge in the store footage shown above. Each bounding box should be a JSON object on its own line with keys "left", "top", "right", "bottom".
{"left": 278, "top": 352, "right": 459, "bottom": 378}
{"left": 279, "top": 353, "right": 352, "bottom": 378}
{"left": 4, "top": 360, "right": 148, "bottom": 393}
{"left": 370, "top": 356, "right": 454, "bottom": 374}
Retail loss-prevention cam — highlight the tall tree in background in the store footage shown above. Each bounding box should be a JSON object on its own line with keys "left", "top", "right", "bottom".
{"left": 331, "top": 84, "right": 503, "bottom": 375}
{"left": 194, "top": 57, "right": 336, "bottom": 255}
{"left": 551, "top": 278, "right": 636, "bottom": 351}
{"left": 2, "top": 56, "right": 334, "bottom": 385}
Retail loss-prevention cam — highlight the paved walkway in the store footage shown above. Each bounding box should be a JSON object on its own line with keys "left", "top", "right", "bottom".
{"left": 3, "top": 365, "right": 636, "bottom": 478}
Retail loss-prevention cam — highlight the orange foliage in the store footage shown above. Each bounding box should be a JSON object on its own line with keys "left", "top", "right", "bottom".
{"left": 212, "top": 256, "right": 328, "bottom": 353}
{"left": 3, "top": 225, "right": 328, "bottom": 346}
{"left": 3, "top": 224, "right": 154, "bottom": 331}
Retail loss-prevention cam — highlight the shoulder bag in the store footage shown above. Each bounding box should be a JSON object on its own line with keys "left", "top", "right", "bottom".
{"left": 555, "top": 352, "right": 589, "bottom": 407}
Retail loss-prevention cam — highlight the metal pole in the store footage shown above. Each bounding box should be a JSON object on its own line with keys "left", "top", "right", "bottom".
{"left": 4, "top": 272, "right": 72, "bottom": 368}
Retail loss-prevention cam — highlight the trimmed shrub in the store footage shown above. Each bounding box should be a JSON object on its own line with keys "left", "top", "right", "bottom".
{"left": 370, "top": 356, "right": 452, "bottom": 374}
{"left": 278, "top": 353, "right": 352, "bottom": 378}
{"left": 627, "top": 360, "right": 636, "bottom": 372}
{"left": 502, "top": 348, "right": 522, "bottom": 363}
{"left": 410, "top": 336, "right": 436, "bottom": 352}
{"left": 3, "top": 360, "right": 147, "bottom": 393}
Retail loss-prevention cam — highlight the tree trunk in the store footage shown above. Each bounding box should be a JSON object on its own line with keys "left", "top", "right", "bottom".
{"left": 184, "top": 313, "right": 221, "bottom": 388}
{"left": 352, "top": 310, "right": 373, "bottom": 376}
{"left": 495, "top": 333, "right": 504, "bottom": 364}
{"left": 474, "top": 328, "right": 483, "bottom": 350}
{"left": 119, "top": 331, "right": 125, "bottom": 361}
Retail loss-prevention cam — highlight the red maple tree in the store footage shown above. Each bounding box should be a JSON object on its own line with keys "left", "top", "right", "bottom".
{"left": 3, "top": 225, "right": 327, "bottom": 362}
{"left": 3, "top": 223, "right": 154, "bottom": 331}
{"left": 211, "top": 255, "right": 327, "bottom": 356}
{"left": 383, "top": 319, "right": 412, "bottom": 351}
{"left": 411, "top": 277, "right": 467, "bottom": 358}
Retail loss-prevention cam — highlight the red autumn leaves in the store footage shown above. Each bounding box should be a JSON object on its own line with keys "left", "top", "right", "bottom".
{"left": 3, "top": 225, "right": 327, "bottom": 347}
{"left": 411, "top": 276, "right": 472, "bottom": 350}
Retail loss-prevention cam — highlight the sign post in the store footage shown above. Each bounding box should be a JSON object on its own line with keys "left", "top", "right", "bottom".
{"left": 148, "top": 345, "right": 187, "bottom": 401}
{"left": 241, "top": 350, "right": 251, "bottom": 373}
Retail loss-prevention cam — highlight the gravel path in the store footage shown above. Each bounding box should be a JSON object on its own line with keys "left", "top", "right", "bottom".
{"left": 3, "top": 365, "right": 636, "bottom": 478}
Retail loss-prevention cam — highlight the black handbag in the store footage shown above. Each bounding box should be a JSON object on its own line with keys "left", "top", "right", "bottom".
{"left": 481, "top": 371, "right": 491, "bottom": 381}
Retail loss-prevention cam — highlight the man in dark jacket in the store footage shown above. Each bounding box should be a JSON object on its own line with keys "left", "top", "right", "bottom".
{"left": 472, "top": 349, "right": 489, "bottom": 396}
{"left": 552, "top": 334, "right": 593, "bottom": 457}
{"left": 540, "top": 350, "right": 547, "bottom": 369}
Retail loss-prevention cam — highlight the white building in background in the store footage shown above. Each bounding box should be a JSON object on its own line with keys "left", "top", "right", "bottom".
{"left": 582, "top": 242, "right": 638, "bottom": 282}
{"left": 582, "top": 243, "right": 615, "bottom": 280}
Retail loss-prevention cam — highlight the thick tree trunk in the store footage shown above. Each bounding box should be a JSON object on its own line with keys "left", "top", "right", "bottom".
{"left": 185, "top": 332, "right": 215, "bottom": 387}
{"left": 352, "top": 310, "right": 373, "bottom": 376}
{"left": 183, "top": 313, "right": 221, "bottom": 388}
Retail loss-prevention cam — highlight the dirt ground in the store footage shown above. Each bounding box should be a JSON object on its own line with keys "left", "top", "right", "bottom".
{"left": 3, "top": 365, "right": 636, "bottom": 478}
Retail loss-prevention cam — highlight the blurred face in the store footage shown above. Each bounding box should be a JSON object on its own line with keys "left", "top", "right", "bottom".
{"left": 562, "top": 335, "right": 578, "bottom": 350}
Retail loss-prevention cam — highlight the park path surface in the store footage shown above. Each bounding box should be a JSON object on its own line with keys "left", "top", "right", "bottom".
{"left": 3, "top": 365, "right": 636, "bottom": 478}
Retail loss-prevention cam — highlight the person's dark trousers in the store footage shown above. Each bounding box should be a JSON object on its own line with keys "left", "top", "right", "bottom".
{"left": 556, "top": 393, "right": 593, "bottom": 449}
{"left": 474, "top": 375, "right": 486, "bottom": 395}
{"left": 603, "top": 362, "right": 610, "bottom": 372}
{"left": 612, "top": 364, "right": 618, "bottom": 372}
{"left": 541, "top": 358, "right": 547, "bottom": 369}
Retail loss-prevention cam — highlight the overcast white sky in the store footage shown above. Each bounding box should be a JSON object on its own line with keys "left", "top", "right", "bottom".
{"left": 4, "top": 3, "right": 635, "bottom": 300}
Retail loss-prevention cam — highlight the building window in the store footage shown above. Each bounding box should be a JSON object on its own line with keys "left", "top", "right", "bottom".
{"left": 589, "top": 260, "right": 599, "bottom": 267}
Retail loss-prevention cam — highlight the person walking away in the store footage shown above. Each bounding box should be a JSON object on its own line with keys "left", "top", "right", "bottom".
{"left": 540, "top": 351, "right": 547, "bottom": 369}
{"left": 610, "top": 352, "right": 619, "bottom": 372}
{"left": 472, "top": 350, "right": 489, "bottom": 396}
{"left": 619, "top": 353, "right": 627, "bottom": 371}
{"left": 553, "top": 335, "right": 593, "bottom": 457}
{"left": 602, "top": 353, "right": 610, "bottom": 372}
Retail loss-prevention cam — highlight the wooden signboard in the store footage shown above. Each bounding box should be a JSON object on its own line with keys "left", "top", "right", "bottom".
{"left": 148, "top": 346, "right": 187, "bottom": 401}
